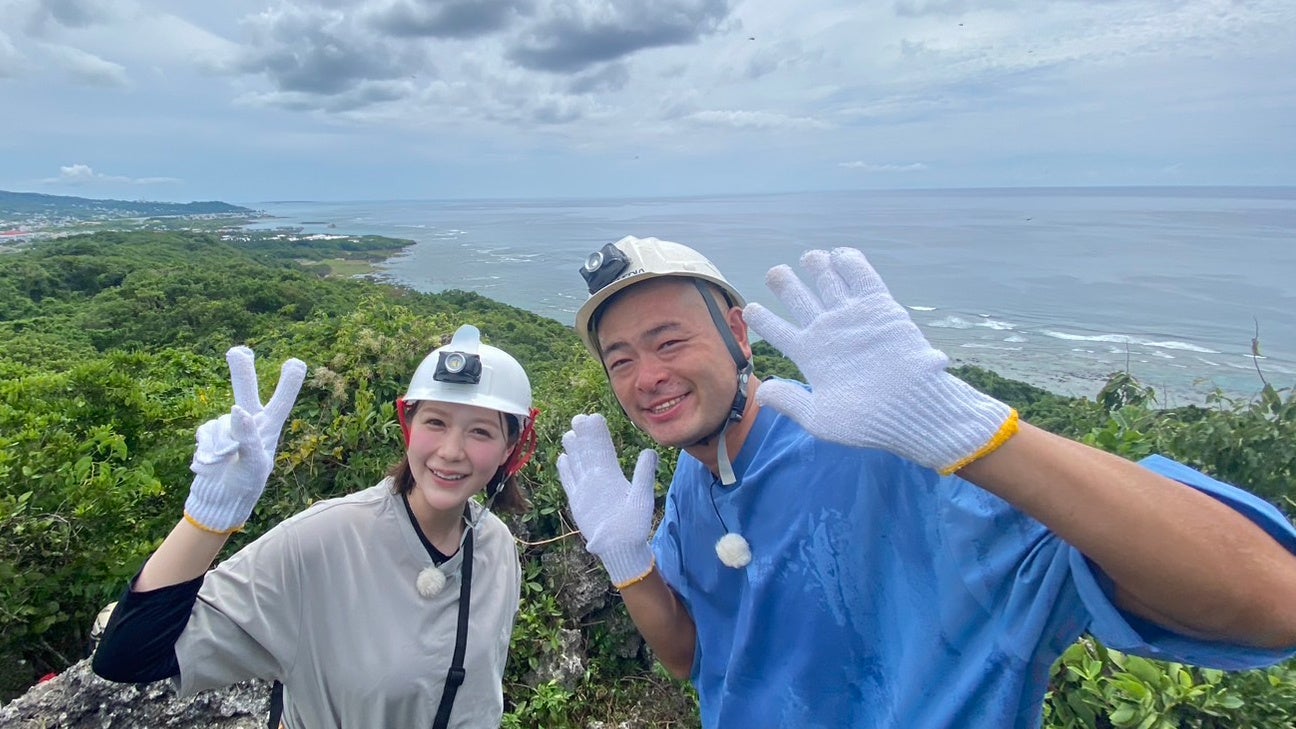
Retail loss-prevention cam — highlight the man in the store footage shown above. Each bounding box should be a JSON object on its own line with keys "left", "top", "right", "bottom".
{"left": 556, "top": 236, "right": 1296, "bottom": 728}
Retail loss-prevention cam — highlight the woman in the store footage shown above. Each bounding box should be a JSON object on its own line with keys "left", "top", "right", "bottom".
{"left": 93, "top": 324, "right": 539, "bottom": 728}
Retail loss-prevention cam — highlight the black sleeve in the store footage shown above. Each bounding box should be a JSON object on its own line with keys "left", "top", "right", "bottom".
{"left": 91, "top": 571, "right": 205, "bottom": 683}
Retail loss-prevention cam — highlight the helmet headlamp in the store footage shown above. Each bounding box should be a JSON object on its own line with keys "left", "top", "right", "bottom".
{"left": 579, "top": 242, "right": 631, "bottom": 294}
{"left": 434, "top": 350, "right": 482, "bottom": 384}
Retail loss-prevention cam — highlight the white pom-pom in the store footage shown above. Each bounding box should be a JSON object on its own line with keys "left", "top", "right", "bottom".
{"left": 416, "top": 566, "right": 447, "bottom": 598}
{"left": 715, "top": 532, "right": 751, "bottom": 568}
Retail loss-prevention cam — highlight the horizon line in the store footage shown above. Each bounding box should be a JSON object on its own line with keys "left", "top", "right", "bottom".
{"left": 242, "top": 183, "right": 1296, "bottom": 207}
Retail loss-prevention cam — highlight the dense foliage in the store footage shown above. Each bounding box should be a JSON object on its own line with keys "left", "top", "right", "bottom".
{"left": 1, "top": 231, "right": 1293, "bottom": 727}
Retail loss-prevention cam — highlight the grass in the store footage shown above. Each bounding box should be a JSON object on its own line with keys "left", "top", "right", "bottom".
{"left": 319, "top": 257, "right": 377, "bottom": 277}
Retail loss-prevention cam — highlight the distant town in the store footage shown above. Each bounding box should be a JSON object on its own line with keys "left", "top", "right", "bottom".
{"left": 0, "top": 189, "right": 263, "bottom": 246}
{"left": 0, "top": 189, "right": 412, "bottom": 279}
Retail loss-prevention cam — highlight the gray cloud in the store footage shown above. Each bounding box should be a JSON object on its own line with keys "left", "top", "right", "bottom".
{"left": 233, "top": 5, "right": 426, "bottom": 97}
{"left": 367, "top": 0, "right": 533, "bottom": 39}
{"left": 530, "top": 95, "right": 584, "bottom": 124}
{"left": 39, "top": 0, "right": 113, "bottom": 26}
{"left": 893, "top": 0, "right": 970, "bottom": 16}
{"left": 0, "top": 31, "right": 23, "bottom": 77}
{"left": 43, "top": 43, "right": 129, "bottom": 86}
{"left": 213, "top": 0, "right": 732, "bottom": 119}
{"left": 241, "top": 79, "right": 415, "bottom": 112}
{"left": 686, "top": 109, "right": 830, "bottom": 131}
{"left": 743, "top": 40, "right": 818, "bottom": 80}
{"left": 893, "top": 0, "right": 1128, "bottom": 17}
{"left": 566, "top": 62, "right": 629, "bottom": 94}
{"left": 464, "top": 78, "right": 601, "bottom": 126}
{"left": 508, "top": 0, "right": 732, "bottom": 72}
{"left": 23, "top": 0, "right": 118, "bottom": 36}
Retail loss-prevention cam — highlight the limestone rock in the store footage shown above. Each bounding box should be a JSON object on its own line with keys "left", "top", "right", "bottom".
{"left": 522, "top": 627, "right": 586, "bottom": 691}
{"left": 543, "top": 547, "right": 611, "bottom": 620}
{"left": 0, "top": 659, "right": 270, "bottom": 729}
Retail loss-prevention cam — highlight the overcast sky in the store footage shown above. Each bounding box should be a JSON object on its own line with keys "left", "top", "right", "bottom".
{"left": 2, "top": 0, "right": 1293, "bottom": 202}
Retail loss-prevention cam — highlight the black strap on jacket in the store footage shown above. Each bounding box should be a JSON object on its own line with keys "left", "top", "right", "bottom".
{"left": 267, "top": 681, "right": 284, "bottom": 728}
{"left": 433, "top": 527, "right": 474, "bottom": 729}
{"left": 269, "top": 503, "right": 476, "bottom": 729}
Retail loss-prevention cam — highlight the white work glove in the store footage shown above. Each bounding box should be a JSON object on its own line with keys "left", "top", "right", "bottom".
{"left": 743, "top": 247, "right": 1017, "bottom": 474}
{"left": 184, "top": 346, "right": 307, "bottom": 534}
{"left": 556, "top": 414, "right": 659, "bottom": 589}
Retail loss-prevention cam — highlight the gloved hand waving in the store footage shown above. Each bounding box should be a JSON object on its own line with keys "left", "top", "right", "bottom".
{"left": 742, "top": 247, "right": 1017, "bottom": 474}
{"left": 185, "top": 346, "right": 308, "bottom": 534}
{"left": 557, "top": 413, "right": 659, "bottom": 589}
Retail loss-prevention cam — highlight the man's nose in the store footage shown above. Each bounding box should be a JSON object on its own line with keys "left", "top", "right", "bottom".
{"left": 635, "top": 356, "right": 669, "bottom": 391}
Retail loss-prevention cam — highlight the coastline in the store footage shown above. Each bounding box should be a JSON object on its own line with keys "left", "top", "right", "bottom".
{"left": 257, "top": 221, "right": 1281, "bottom": 409}
{"left": 9, "top": 200, "right": 1278, "bottom": 410}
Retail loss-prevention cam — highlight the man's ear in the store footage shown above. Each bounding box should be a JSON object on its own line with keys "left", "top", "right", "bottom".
{"left": 727, "top": 306, "right": 753, "bottom": 361}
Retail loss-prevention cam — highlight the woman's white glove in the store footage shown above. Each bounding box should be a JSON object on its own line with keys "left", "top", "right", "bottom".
{"left": 184, "top": 346, "right": 307, "bottom": 534}
{"left": 743, "top": 247, "right": 1018, "bottom": 475}
{"left": 556, "top": 413, "right": 659, "bottom": 589}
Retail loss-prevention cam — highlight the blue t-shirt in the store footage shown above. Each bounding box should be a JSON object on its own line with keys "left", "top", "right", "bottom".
{"left": 652, "top": 400, "right": 1296, "bottom": 729}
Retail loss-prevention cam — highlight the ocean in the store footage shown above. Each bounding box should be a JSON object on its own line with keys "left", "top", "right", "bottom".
{"left": 244, "top": 187, "right": 1296, "bottom": 406}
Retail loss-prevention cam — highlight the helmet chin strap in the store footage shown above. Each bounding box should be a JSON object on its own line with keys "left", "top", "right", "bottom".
{"left": 689, "top": 279, "right": 752, "bottom": 485}
{"left": 688, "top": 280, "right": 754, "bottom": 568}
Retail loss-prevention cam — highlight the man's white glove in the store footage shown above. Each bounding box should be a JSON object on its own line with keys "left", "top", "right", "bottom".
{"left": 184, "top": 346, "right": 307, "bottom": 534}
{"left": 743, "top": 247, "right": 1018, "bottom": 474}
{"left": 556, "top": 414, "right": 659, "bottom": 589}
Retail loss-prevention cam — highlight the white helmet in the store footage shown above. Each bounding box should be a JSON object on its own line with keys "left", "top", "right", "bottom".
{"left": 574, "top": 235, "right": 752, "bottom": 487}
{"left": 574, "top": 235, "right": 745, "bottom": 358}
{"left": 401, "top": 324, "right": 532, "bottom": 419}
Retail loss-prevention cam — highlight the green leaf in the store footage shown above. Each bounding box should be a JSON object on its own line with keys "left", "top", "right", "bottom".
{"left": 1109, "top": 704, "right": 1138, "bottom": 726}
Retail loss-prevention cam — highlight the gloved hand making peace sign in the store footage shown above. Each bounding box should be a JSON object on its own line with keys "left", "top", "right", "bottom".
{"left": 184, "top": 346, "right": 307, "bottom": 534}
{"left": 742, "top": 247, "right": 1018, "bottom": 475}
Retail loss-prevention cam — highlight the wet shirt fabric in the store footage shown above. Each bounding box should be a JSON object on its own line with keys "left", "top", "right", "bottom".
{"left": 653, "top": 387, "right": 1296, "bottom": 729}
{"left": 175, "top": 480, "right": 522, "bottom": 729}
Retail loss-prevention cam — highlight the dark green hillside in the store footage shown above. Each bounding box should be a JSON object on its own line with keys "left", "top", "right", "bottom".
{"left": 0, "top": 231, "right": 370, "bottom": 365}
{"left": 1, "top": 230, "right": 1293, "bottom": 727}
{"left": 0, "top": 190, "right": 253, "bottom": 218}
